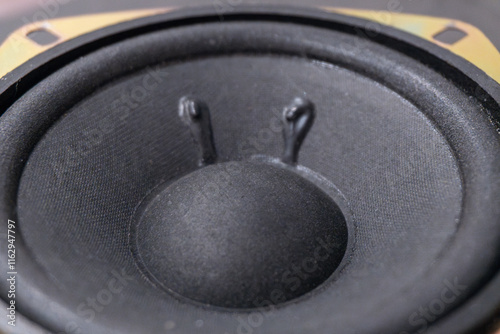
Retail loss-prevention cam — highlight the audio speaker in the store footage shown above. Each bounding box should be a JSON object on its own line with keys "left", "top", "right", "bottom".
{"left": 1, "top": 6, "right": 499, "bottom": 334}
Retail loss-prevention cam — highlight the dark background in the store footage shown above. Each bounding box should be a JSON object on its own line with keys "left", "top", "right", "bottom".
{"left": 0, "top": 0, "right": 499, "bottom": 50}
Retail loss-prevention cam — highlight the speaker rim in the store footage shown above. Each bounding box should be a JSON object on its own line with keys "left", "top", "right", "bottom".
{"left": 1, "top": 6, "right": 500, "bottom": 117}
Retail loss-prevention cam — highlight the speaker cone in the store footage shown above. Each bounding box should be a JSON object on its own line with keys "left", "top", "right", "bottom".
{"left": 1, "top": 6, "right": 499, "bottom": 334}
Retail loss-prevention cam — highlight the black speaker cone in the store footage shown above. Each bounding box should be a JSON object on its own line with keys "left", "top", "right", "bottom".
{"left": 0, "top": 6, "right": 499, "bottom": 334}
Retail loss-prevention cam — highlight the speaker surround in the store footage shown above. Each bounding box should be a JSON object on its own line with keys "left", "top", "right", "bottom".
{"left": 0, "top": 6, "right": 499, "bottom": 334}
